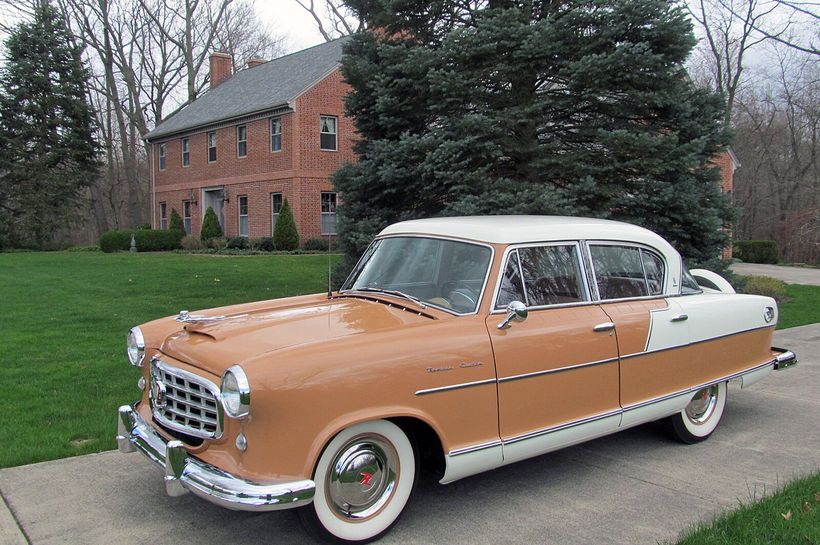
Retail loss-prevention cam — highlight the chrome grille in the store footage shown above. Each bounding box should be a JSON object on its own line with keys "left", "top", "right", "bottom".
{"left": 150, "top": 359, "right": 222, "bottom": 440}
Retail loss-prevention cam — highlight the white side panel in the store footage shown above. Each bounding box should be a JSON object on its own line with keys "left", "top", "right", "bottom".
{"left": 740, "top": 364, "right": 773, "bottom": 389}
{"left": 645, "top": 299, "right": 690, "bottom": 352}
{"left": 440, "top": 445, "right": 503, "bottom": 484}
{"left": 620, "top": 392, "right": 691, "bottom": 429}
{"left": 676, "top": 293, "right": 775, "bottom": 343}
{"left": 502, "top": 415, "right": 621, "bottom": 466}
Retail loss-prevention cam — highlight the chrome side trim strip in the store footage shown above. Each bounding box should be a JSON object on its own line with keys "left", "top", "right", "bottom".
{"left": 497, "top": 357, "right": 618, "bottom": 384}
{"left": 622, "top": 358, "right": 777, "bottom": 411}
{"left": 503, "top": 408, "right": 623, "bottom": 445}
{"left": 621, "top": 324, "right": 776, "bottom": 361}
{"left": 448, "top": 440, "right": 503, "bottom": 457}
{"left": 414, "top": 378, "right": 497, "bottom": 396}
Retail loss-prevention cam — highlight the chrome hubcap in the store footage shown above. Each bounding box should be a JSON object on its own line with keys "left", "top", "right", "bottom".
{"left": 685, "top": 385, "right": 719, "bottom": 425}
{"left": 327, "top": 435, "right": 398, "bottom": 520}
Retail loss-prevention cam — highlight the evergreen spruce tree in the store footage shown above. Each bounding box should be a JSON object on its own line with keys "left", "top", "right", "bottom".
{"left": 200, "top": 206, "right": 223, "bottom": 241}
{"left": 273, "top": 199, "right": 299, "bottom": 251}
{"left": 334, "top": 0, "right": 733, "bottom": 281}
{"left": 0, "top": 2, "right": 99, "bottom": 248}
{"left": 169, "top": 208, "right": 185, "bottom": 235}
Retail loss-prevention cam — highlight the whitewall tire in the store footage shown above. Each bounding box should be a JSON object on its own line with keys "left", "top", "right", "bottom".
{"left": 665, "top": 381, "right": 727, "bottom": 444}
{"left": 298, "top": 420, "right": 417, "bottom": 544}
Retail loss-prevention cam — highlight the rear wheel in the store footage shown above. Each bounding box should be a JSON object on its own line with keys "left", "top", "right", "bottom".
{"left": 664, "top": 382, "right": 727, "bottom": 444}
{"left": 298, "top": 420, "right": 417, "bottom": 544}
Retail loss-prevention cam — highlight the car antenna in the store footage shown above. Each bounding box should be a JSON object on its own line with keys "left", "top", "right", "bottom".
{"left": 327, "top": 232, "right": 332, "bottom": 299}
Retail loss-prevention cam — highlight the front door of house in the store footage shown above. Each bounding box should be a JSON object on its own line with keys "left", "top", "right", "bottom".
{"left": 202, "top": 188, "right": 225, "bottom": 229}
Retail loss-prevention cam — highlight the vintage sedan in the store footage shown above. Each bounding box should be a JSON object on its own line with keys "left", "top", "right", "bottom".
{"left": 117, "top": 216, "right": 796, "bottom": 543}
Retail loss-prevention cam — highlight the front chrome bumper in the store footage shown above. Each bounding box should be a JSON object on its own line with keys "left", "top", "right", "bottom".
{"left": 772, "top": 347, "right": 798, "bottom": 371}
{"left": 116, "top": 405, "right": 315, "bottom": 511}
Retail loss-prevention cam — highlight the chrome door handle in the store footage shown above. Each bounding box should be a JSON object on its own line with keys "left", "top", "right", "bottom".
{"left": 593, "top": 322, "right": 615, "bottom": 332}
{"left": 671, "top": 314, "right": 689, "bottom": 322}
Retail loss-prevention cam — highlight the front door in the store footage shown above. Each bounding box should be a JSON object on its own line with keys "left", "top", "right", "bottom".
{"left": 486, "top": 243, "right": 621, "bottom": 464}
{"left": 202, "top": 188, "right": 225, "bottom": 229}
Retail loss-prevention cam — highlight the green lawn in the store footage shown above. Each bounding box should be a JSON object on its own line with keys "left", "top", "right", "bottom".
{"left": 779, "top": 284, "right": 820, "bottom": 330}
{"left": 673, "top": 471, "right": 820, "bottom": 545}
{"left": 0, "top": 251, "right": 336, "bottom": 468}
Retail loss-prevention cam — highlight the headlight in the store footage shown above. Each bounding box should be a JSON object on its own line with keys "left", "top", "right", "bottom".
{"left": 126, "top": 327, "right": 145, "bottom": 367}
{"left": 220, "top": 365, "right": 251, "bottom": 419}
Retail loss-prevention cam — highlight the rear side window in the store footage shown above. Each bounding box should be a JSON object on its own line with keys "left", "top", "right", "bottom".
{"left": 680, "top": 265, "right": 702, "bottom": 295}
{"left": 641, "top": 250, "right": 665, "bottom": 295}
{"left": 590, "top": 245, "right": 649, "bottom": 300}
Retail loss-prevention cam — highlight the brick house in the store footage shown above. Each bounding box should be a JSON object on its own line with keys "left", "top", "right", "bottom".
{"left": 145, "top": 38, "right": 354, "bottom": 241}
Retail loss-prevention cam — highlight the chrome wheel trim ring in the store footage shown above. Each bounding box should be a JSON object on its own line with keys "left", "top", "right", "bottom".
{"left": 685, "top": 385, "right": 719, "bottom": 425}
{"left": 326, "top": 434, "right": 399, "bottom": 521}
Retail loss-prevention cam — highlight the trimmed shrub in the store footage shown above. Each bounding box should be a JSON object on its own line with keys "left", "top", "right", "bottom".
{"left": 226, "top": 236, "right": 249, "bottom": 249}
{"left": 99, "top": 230, "right": 133, "bottom": 253}
{"left": 734, "top": 240, "right": 779, "bottom": 264}
{"left": 137, "top": 223, "right": 151, "bottom": 230}
{"left": 180, "top": 234, "right": 204, "bottom": 250}
{"left": 740, "top": 275, "right": 788, "bottom": 302}
{"left": 169, "top": 208, "right": 185, "bottom": 235}
{"left": 302, "top": 237, "right": 336, "bottom": 251}
{"left": 134, "top": 229, "right": 182, "bottom": 251}
{"left": 257, "top": 237, "right": 275, "bottom": 251}
{"left": 207, "top": 237, "right": 227, "bottom": 250}
{"left": 273, "top": 199, "right": 299, "bottom": 251}
{"left": 200, "top": 206, "right": 223, "bottom": 241}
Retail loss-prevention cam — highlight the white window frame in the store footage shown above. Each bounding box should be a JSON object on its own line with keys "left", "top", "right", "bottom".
{"left": 159, "top": 202, "right": 167, "bottom": 230}
{"left": 321, "top": 191, "right": 337, "bottom": 235}
{"left": 207, "top": 131, "right": 217, "bottom": 163}
{"left": 237, "top": 125, "right": 247, "bottom": 158}
{"left": 181, "top": 138, "right": 190, "bottom": 167}
{"left": 183, "top": 200, "right": 192, "bottom": 234}
{"left": 238, "top": 195, "right": 249, "bottom": 237}
{"left": 271, "top": 192, "right": 283, "bottom": 234}
{"left": 270, "top": 117, "right": 282, "bottom": 152}
{"left": 158, "top": 143, "right": 166, "bottom": 171}
{"left": 320, "top": 115, "right": 337, "bottom": 151}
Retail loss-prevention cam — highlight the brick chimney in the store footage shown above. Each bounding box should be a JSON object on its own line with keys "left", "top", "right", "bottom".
{"left": 247, "top": 57, "right": 266, "bottom": 69}
{"left": 209, "top": 52, "right": 232, "bottom": 89}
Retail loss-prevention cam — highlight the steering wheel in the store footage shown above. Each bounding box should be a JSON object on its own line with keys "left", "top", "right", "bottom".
{"left": 442, "top": 281, "right": 478, "bottom": 312}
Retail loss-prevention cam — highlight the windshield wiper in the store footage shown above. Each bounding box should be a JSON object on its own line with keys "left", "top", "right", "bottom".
{"left": 346, "top": 287, "right": 427, "bottom": 309}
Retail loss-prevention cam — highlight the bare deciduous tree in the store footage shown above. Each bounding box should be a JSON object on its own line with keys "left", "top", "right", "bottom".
{"left": 292, "top": 0, "right": 362, "bottom": 41}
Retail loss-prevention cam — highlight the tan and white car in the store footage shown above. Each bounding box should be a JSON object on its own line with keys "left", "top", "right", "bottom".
{"left": 118, "top": 216, "right": 796, "bottom": 543}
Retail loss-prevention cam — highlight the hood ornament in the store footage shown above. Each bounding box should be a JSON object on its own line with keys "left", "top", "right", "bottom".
{"left": 175, "top": 310, "right": 240, "bottom": 324}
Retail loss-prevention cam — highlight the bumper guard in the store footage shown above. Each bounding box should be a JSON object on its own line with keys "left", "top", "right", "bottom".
{"left": 116, "top": 405, "right": 315, "bottom": 511}
{"left": 772, "top": 347, "right": 798, "bottom": 371}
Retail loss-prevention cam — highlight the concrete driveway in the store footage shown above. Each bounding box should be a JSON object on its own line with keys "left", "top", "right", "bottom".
{"left": 2, "top": 325, "right": 818, "bottom": 545}
{"left": 731, "top": 263, "right": 820, "bottom": 286}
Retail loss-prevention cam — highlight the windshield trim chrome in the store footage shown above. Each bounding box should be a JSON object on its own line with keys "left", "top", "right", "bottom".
{"left": 339, "top": 234, "right": 495, "bottom": 317}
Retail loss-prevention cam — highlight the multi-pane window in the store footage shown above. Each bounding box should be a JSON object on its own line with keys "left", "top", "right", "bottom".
{"left": 159, "top": 202, "right": 167, "bottom": 230}
{"left": 158, "top": 143, "right": 166, "bottom": 170}
{"left": 238, "top": 195, "right": 249, "bottom": 237}
{"left": 270, "top": 117, "right": 282, "bottom": 152}
{"left": 320, "top": 116, "right": 337, "bottom": 151}
{"left": 590, "top": 245, "right": 661, "bottom": 300}
{"left": 321, "top": 192, "right": 337, "bottom": 235}
{"left": 271, "top": 192, "right": 282, "bottom": 234}
{"left": 237, "top": 125, "right": 247, "bottom": 157}
{"left": 183, "top": 200, "right": 192, "bottom": 234}
{"left": 496, "top": 245, "right": 587, "bottom": 309}
{"left": 207, "top": 131, "right": 217, "bottom": 162}
{"left": 181, "top": 138, "right": 190, "bottom": 167}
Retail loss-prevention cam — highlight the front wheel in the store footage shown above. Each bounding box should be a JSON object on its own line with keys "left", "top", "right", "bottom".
{"left": 298, "top": 420, "right": 417, "bottom": 544}
{"left": 664, "top": 382, "right": 727, "bottom": 444}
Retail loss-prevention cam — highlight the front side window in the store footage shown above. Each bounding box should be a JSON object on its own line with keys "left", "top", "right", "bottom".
{"left": 496, "top": 245, "right": 588, "bottom": 309}
{"left": 343, "top": 237, "right": 492, "bottom": 314}
{"left": 320, "top": 115, "right": 337, "bottom": 151}
{"left": 270, "top": 117, "right": 282, "bottom": 152}
{"left": 158, "top": 143, "right": 166, "bottom": 170}
{"left": 207, "top": 131, "right": 217, "bottom": 162}
{"left": 321, "top": 192, "right": 337, "bottom": 235}
{"left": 590, "top": 245, "right": 650, "bottom": 300}
{"left": 237, "top": 125, "right": 247, "bottom": 157}
{"left": 159, "top": 202, "right": 167, "bottom": 230}
{"left": 183, "top": 200, "right": 192, "bottom": 234}
{"left": 238, "top": 195, "right": 249, "bottom": 236}
{"left": 181, "top": 138, "right": 190, "bottom": 166}
{"left": 271, "top": 192, "right": 282, "bottom": 234}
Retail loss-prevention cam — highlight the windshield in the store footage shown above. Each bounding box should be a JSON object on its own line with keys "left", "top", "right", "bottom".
{"left": 342, "top": 237, "right": 492, "bottom": 314}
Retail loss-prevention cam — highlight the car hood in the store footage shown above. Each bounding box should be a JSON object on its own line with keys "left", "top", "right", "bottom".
{"left": 160, "top": 295, "right": 435, "bottom": 375}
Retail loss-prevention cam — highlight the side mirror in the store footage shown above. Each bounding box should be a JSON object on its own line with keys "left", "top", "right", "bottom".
{"left": 497, "top": 300, "right": 528, "bottom": 330}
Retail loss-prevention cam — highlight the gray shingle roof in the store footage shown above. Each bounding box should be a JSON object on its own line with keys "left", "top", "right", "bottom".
{"left": 145, "top": 37, "right": 349, "bottom": 142}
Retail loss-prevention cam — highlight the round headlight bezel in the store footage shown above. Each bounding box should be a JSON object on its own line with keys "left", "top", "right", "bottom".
{"left": 220, "top": 365, "right": 251, "bottom": 419}
{"left": 127, "top": 327, "right": 145, "bottom": 367}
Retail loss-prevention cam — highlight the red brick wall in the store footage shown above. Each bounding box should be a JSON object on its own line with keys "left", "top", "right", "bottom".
{"left": 711, "top": 150, "right": 737, "bottom": 259}
{"left": 151, "top": 67, "right": 353, "bottom": 242}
